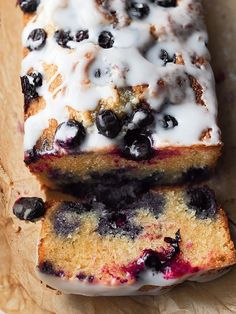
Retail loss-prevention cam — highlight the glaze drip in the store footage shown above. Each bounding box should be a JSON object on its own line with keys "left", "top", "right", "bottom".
{"left": 21, "top": 0, "right": 220, "bottom": 153}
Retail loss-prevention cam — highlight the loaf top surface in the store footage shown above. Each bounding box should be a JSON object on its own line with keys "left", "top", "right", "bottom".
{"left": 20, "top": 0, "right": 221, "bottom": 155}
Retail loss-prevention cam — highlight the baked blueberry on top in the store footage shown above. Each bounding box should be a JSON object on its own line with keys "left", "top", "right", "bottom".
{"left": 27, "top": 28, "right": 47, "bottom": 51}
{"left": 159, "top": 49, "right": 176, "bottom": 66}
{"left": 18, "top": 0, "right": 40, "bottom": 13}
{"left": 54, "top": 30, "right": 73, "bottom": 48}
{"left": 21, "top": 72, "right": 43, "bottom": 110}
{"left": 54, "top": 119, "right": 86, "bottom": 150}
{"left": 126, "top": 1, "right": 150, "bottom": 20}
{"left": 75, "top": 30, "right": 89, "bottom": 42}
{"left": 13, "top": 197, "right": 45, "bottom": 221}
{"left": 96, "top": 110, "right": 122, "bottom": 138}
{"left": 98, "top": 31, "right": 114, "bottom": 49}
{"left": 123, "top": 129, "right": 154, "bottom": 161}
{"left": 162, "top": 115, "right": 178, "bottom": 129}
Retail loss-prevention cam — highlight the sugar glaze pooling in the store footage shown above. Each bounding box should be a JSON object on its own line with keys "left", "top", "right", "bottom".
{"left": 22, "top": 0, "right": 220, "bottom": 153}
{"left": 37, "top": 267, "right": 230, "bottom": 296}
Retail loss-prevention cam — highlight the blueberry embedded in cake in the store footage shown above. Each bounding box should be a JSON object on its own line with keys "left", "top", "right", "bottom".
{"left": 52, "top": 202, "right": 91, "bottom": 237}
{"left": 37, "top": 188, "right": 236, "bottom": 296}
{"left": 20, "top": 0, "right": 222, "bottom": 191}
{"left": 97, "top": 210, "right": 143, "bottom": 239}
{"left": 186, "top": 186, "right": 218, "bottom": 220}
{"left": 150, "top": 0, "right": 177, "bottom": 8}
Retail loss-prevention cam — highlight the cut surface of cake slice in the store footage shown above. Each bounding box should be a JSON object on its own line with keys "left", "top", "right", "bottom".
{"left": 37, "top": 186, "right": 236, "bottom": 296}
{"left": 19, "top": 0, "right": 221, "bottom": 195}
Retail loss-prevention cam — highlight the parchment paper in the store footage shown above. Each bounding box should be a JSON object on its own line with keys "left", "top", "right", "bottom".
{"left": 1, "top": 1, "right": 236, "bottom": 313}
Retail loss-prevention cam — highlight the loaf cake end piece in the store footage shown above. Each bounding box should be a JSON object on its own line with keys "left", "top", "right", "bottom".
{"left": 37, "top": 186, "right": 236, "bottom": 296}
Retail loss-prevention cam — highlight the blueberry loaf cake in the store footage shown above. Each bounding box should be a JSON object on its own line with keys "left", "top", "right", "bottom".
{"left": 36, "top": 187, "right": 236, "bottom": 296}
{"left": 19, "top": 0, "right": 221, "bottom": 196}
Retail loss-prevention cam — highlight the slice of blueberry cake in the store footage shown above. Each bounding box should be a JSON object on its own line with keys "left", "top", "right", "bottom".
{"left": 36, "top": 187, "right": 236, "bottom": 296}
{"left": 19, "top": 0, "right": 221, "bottom": 195}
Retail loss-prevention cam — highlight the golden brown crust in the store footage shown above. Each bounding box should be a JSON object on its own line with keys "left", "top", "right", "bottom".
{"left": 28, "top": 145, "right": 221, "bottom": 191}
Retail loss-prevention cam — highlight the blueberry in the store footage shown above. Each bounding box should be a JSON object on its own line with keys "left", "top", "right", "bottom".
{"left": 21, "top": 72, "right": 43, "bottom": 111}
{"left": 126, "top": 1, "right": 150, "bottom": 19}
{"left": 94, "top": 69, "right": 102, "bottom": 78}
{"left": 96, "top": 110, "right": 122, "bottom": 138}
{"left": 21, "top": 76, "right": 38, "bottom": 109}
{"left": 143, "top": 250, "right": 162, "bottom": 271}
{"left": 131, "top": 108, "right": 154, "bottom": 128}
{"left": 144, "top": 231, "right": 181, "bottom": 270}
{"left": 27, "top": 28, "right": 47, "bottom": 51}
{"left": 182, "top": 167, "right": 211, "bottom": 184}
{"left": 138, "top": 192, "right": 165, "bottom": 218}
{"left": 38, "top": 261, "right": 55, "bottom": 274}
{"left": 13, "top": 197, "right": 45, "bottom": 221}
{"left": 31, "top": 71, "right": 43, "bottom": 87}
{"left": 162, "top": 115, "right": 178, "bottom": 129}
{"left": 77, "top": 272, "right": 86, "bottom": 281}
{"left": 123, "top": 129, "right": 154, "bottom": 161}
{"left": 18, "top": 0, "right": 40, "bottom": 13}
{"left": 164, "top": 230, "right": 181, "bottom": 255}
{"left": 98, "top": 31, "right": 114, "bottom": 49}
{"left": 150, "top": 0, "right": 177, "bottom": 7}
{"left": 88, "top": 275, "right": 95, "bottom": 283}
{"left": 54, "top": 30, "right": 73, "bottom": 48}
{"left": 24, "top": 147, "right": 39, "bottom": 165}
{"left": 53, "top": 202, "right": 90, "bottom": 237}
{"left": 38, "top": 261, "right": 64, "bottom": 277}
{"left": 97, "top": 211, "right": 142, "bottom": 239}
{"left": 75, "top": 30, "right": 89, "bottom": 42}
{"left": 54, "top": 119, "right": 86, "bottom": 150}
{"left": 159, "top": 49, "right": 176, "bottom": 66}
{"left": 90, "top": 171, "right": 146, "bottom": 209}
{"left": 77, "top": 272, "right": 95, "bottom": 282}
{"left": 186, "top": 186, "right": 218, "bottom": 219}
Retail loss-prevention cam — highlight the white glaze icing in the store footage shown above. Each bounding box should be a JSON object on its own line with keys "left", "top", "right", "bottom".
{"left": 37, "top": 267, "right": 231, "bottom": 296}
{"left": 21, "top": 0, "right": 221, "bottom": 152}
{"left": 37, "top": 269, "right": 182, "bottom": 296}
